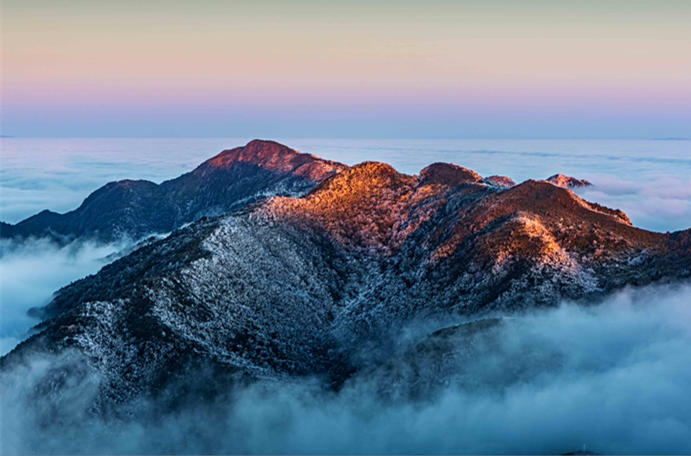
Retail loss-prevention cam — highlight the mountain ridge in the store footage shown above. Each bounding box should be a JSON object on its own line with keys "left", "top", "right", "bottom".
{"left": 2, "top": 139, "right": 689, "bottom": 415}
{"left": 2, "top": 139, "right": 604, "bottom": 245}
{"left": 0, "top": 139, "right": 347, "bottom": 242}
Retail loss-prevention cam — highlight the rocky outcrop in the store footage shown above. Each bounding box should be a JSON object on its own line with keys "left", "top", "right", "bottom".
{"left": 484, "top": 175, "right": 516, "bottom": 188}
{"left": 546, "top": 173, "right": 592, "bottom": 189}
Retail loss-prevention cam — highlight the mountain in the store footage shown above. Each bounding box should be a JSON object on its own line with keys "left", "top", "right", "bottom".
{"left": 546, "top": 173, "right": 592, "bottom": 188}
{"left": 0, "top": 140, "right": 346, "bottom": 243}
{"left": 3, "top": 144, "right": 689, "bottom": 412}
{"left": 484, "top": 175, "right": 516, "bottom": 187}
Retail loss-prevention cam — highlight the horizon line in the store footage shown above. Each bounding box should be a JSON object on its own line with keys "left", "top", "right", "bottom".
{"left": 1, "top": 135, "right": 689, "bottom": 141}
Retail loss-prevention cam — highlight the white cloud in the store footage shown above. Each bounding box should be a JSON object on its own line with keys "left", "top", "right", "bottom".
{"left": 2, "top": 283, "right": 691, "bottom": 454}
{"left": 0, "top": 238, "right": 131, "bottom": 355}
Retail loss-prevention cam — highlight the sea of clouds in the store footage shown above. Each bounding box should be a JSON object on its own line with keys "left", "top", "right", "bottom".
{"left": 0, "top": 137, "right": 690, "bottom": 453}
{"left": 1, "top": 284, "right": 690, "bottom": 454}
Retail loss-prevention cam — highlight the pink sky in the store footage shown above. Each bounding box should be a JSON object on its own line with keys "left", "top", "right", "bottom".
{"left": 2, "top": 1, "right": 690, "bottom": 137}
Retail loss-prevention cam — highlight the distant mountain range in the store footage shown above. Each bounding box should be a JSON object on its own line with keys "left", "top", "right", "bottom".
{"left": 0, "top": 140, "right": 598, "bottom": 244}
{"left": 2, "top": 139, "right": 690, "bottom": 418}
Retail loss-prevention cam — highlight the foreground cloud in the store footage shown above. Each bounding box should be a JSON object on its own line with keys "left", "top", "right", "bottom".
{"left": 2, "top": 283, "right": 690, "bottom": 454}
{"left": 0, "top": 238, "right": 130, "bottom": 355}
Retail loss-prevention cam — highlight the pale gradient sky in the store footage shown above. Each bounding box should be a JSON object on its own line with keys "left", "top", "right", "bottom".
{"left": 1, "top": 0, "right": 690, "bottom": 138}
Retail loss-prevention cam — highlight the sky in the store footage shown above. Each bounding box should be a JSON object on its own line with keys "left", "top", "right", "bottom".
{"left": 1, "top": 0, "right": 690, "bottom": 138}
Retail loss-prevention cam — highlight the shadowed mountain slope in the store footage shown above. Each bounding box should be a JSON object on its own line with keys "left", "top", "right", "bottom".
{"left": 0, "top": 140, "right": 347, "bottom": 242}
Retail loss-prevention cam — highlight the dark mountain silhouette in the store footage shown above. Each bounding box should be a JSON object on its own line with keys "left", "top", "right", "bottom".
{"left": 0, "top": 139, "right": 346, "bottom": 242}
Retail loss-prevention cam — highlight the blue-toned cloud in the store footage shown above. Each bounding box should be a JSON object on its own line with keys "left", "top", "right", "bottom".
{"left": 2, "top": 283, "right": 690, "bottom": 454}
{"left": 0, "top": 238, "right": 130, "bottom": 355}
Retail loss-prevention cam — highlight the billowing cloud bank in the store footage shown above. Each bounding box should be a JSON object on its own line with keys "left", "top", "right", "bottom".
{"left": 0, "top": 238, "right": 129, "bottom": 355}
{"left": 2, "top": 283, "right": 690, "bottom": 454}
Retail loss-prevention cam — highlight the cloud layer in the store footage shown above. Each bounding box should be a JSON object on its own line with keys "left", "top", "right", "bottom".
{"left": 2, "top": 283, "right": 690, "bottom": 454}
{"left": 0, "top": 238, "right": 129, "bottom": 355}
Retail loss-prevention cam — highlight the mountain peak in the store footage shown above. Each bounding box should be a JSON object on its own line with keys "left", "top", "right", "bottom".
{"left": 201, "top": 139, "right": 346, "bottom": 182}
{"left": 263, "top": 162, "right": 418, "bottom": 252}
{"left": 484, "top": 175, "right": 516, "bottom": 188}
{"left": 210, "top": 139, "right": 298, "bottom": 167}
{"left": 2, "top": 140, "right": 347, "bottom": 243}
{"left": 331, "top": 161, "right": 406, "bottom": 183}
{"left": 419, "top": 162, "right": 483, "bottom": 187}
{"left": 546, "top": 173, "right": 592, "bottom": 189}
{"left": 494, "top": 180, "right": 629, "bottom": 225}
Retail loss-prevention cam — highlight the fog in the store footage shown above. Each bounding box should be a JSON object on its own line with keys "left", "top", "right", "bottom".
{"left": 0, "top": 238, "right": 130, "bottom": 355}
{"left": 2, "top": 284, "right": 690, "bottom": 454}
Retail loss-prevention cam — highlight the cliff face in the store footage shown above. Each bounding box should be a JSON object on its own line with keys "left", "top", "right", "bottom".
{"left": 3, "top": 141, "right": 689, "bottom": 410}
{"left": 0, "top": 140, "right": 347, "bottom": 243}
